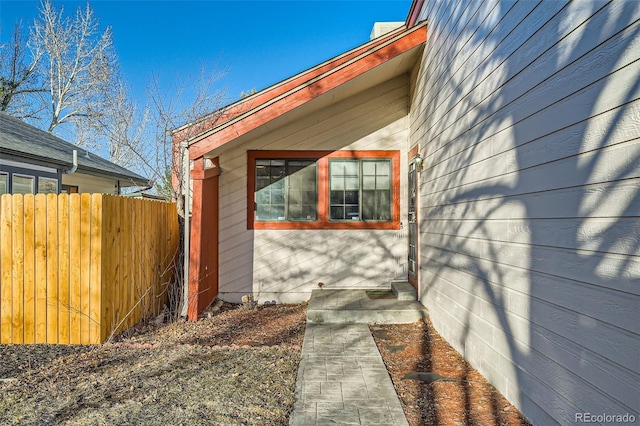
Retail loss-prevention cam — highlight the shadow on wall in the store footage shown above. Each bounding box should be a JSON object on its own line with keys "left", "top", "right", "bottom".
{"left": 218, "top": 104, "right": 411, "bottom": 303}
{"left": 416, "top": 0, "right": 639, "bottom": 423}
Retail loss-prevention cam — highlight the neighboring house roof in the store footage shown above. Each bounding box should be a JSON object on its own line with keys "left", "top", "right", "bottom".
{"left": 0, "top": 112, "right": 148, "bottom": 186}
{"left": 175, "top": 21, "right": 427, "bottom": 160}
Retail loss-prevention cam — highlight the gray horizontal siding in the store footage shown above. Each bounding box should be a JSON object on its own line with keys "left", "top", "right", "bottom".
{"left": 411, "top": 0, "right": 640, "bottom": 424}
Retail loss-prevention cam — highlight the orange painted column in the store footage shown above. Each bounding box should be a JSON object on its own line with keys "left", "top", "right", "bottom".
{"left": 188, "top": 157, "right": 220, "bottom": 321}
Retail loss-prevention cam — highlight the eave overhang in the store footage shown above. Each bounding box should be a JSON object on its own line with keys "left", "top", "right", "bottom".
{"left": 183, "top": 21, "right": 427, "bottom": 160}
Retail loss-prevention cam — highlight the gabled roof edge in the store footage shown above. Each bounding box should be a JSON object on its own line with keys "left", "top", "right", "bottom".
{"left": 187, "top": 21, "right": 427, "bottom": 160}
{"left": 172, "top": 24, "right": 410, "bottom": 141}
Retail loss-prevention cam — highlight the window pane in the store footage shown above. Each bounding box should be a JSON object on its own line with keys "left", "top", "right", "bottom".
{"left": 301, "top": 205, "right": 316, "bottom": 220}
{"left": 362, "top": 176, "right": 376, "bottom": 190}
{"left": 362, "top": 161, "right": 376, "bottom": 175}
{"left": 287, "top": 161, "right": 316, "bottom": 221}
{"left": 255, "top": 158, "right": 317, "bottom": 222}
{"left": 256, "top": 176, "right": 271, "bottom": 191}
{"left": 331, "top": 160, "right": 358, "bottom": 177}
{"left": 330, "top": 205, "right": 344, "bottom": 220}
{"left": 302, "top": 190, "right": 315, "bottom": 204}
{"left": 342, "top": 161, "right": 358, "bottom": 176}
{"left": 374, "top": 161, "right": 390, "bottom": 176}
{"left": 272, "top": 205, "right": 285, "bottom": 220}
{"left": 330, "top": 175, "right": 344, "bottom": 190}
{"left": 0, "top": 174, "right": 7, "bottom": 194}
{"left": 38, "top": 177, "right": 58, "bottom": 194}
{"left": 377, "top": 190, "right": 391, "bottom": 220}
{"left": 271, "top": 189, "right": 285, "bottom": 205}
{"left": 330, "top": 191, "right": 343, "bottom": 204}
{"left": 362, "top": 190, "right": 375, "bottom": 220}
{"left": 345, "top": 205, "right": 359, "bottom": 220}
{"left": 256, "top": 204, "right": 271, "bottom": 220}
{"left": 271, "top": 166, "right": 285, "bottom": 180}
{"left": 13, "top": 175, "right": 34, "bottom": 194}
{"left": 344, "top": 190, "right": 359, "bottom": 204}
{"left": 345, "top": 177, "right": 359, "bottom": 190}
{"left": 256, "top": 187, "right": 270, "bottom": 204}
{"left": 376, "top": 175, "right": 390, "bottom": 190}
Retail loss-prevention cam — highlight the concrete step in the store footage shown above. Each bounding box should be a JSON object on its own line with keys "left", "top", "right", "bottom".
{"left": 306, "top": 289, "right": 427, "bottom": 324}
{"left": 391, "top": 280, "right": 418, "bottom": 301}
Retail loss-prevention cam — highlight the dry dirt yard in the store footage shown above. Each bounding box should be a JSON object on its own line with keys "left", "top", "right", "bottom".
{"left": 0, "top": 302, "right": 531, "bottom": 425}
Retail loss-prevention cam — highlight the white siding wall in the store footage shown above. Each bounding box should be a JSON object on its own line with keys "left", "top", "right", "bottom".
{"left": 217, "top": 75, "right": 410, "bottom": 303}
{"left": 61, "top": 173, "right": 119, "bottom": 194}
{"left": 410, "top": 1, "right": 639, "bottom": 424}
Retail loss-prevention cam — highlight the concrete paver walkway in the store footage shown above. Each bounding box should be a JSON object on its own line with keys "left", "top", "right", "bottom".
{"left": 289, "top": 323, "right": 409, "bottom": 425}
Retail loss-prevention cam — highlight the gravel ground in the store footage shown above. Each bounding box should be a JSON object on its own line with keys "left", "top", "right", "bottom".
{"left": 1, "top": 301, "right": 531, "bottom": 425}
{"left": 0, "top": 302, "right": 306, "bottom": 426}
{"left": 371, "top": 318, "right": 532, "bottom": 426}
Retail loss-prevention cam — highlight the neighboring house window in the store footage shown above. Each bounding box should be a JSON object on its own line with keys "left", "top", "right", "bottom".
{"left": 38, "top": 177, "right": 58, "bottom": 194}
{"left": 12, "top": 174, "right": 35, "bottom": 194}
{"left": 0, "top": 173, "right": 7, "bottom": 194}
{"left": 255, "top": 159, "right": 317, "bottom": 222}
{"left": 248, "top": 150, "right": 399, "bottom": 230}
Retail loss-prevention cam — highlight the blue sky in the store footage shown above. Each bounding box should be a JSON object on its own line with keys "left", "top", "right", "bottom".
{"left": 1, "top": 0, "right": 412, "bottom": 107}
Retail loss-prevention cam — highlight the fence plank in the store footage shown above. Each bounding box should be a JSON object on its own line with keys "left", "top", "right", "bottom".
{"left": 46, "top": 194, "right": 58, "bottom": 343}
{"left": 34, "top": 194, "right": 47, "bottom": 343}
{"left": 23, "top": 195, "right": 35, "bottom": 344}
{"left": 119, "top": 198, "right": 129, "bottom": 328}
{"left": 89, "top": 194, "right": 102, "bottom": 344}
{"left": 131, "top": 198, "right": 140, "bottom": 328}
{"left": 101, "top": 195, "right": 117, "bottom": 341}
{"left": 1, "top": 195, "right": 12, "bottom": 343}
{"left": 11, "top": 195, "right": 24, "bottom": 344}
{"left": 58, "top": 194, "right": 70, "bottom": 344}
{"left": 79, "top": 194, "right": 91, "bottom": 344}
{"left": 69, "top": 194, "right": 81, "bottom": 344}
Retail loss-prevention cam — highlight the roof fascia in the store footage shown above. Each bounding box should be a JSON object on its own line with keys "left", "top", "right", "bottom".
{"left": 188, "top": 22, "right": 427, "bottom": 160}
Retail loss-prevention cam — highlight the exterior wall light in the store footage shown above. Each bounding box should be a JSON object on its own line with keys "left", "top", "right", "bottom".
{"left": 413, "top": 152, "right": 424, "bottom": 172}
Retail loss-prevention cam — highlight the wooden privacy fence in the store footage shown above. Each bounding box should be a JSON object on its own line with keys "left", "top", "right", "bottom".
{"left": 0, "top": 193, "right": 179, "bottom": 344}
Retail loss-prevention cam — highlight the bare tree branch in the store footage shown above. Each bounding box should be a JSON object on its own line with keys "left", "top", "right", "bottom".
{"left": 30, "top": 0, "right": 116, "bottom": 143}
{"left": 0, "top": 22, "right": 45, "bottom": 118}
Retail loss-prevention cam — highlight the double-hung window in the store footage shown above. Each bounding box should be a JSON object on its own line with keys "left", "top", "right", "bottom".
{"left": 329, "top": 159, "right": 391, "bottom": 222}
{"left": 248, "top": 150, "right": 399, "bottom": 230}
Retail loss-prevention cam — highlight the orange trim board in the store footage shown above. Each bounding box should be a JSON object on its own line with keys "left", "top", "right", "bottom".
{"left": 187, "top": 24, "right": 427, "bottom": 160}
{"left": 247, "top": 150, "right": 401, "bottom": 231}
